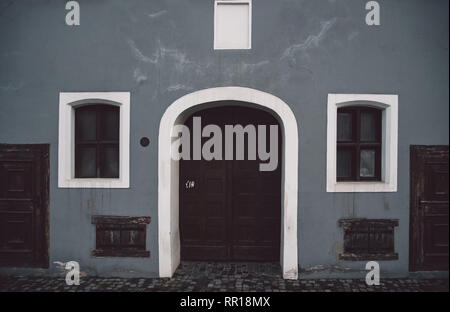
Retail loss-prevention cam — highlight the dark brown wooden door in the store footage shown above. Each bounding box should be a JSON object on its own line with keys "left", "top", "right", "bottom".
{"left": 410, "top": 145, "right": 449, "bottom": 271}
{"left": 0, "top": 144, "right": 49, "bottom": 268}
{"left": 180, "top": 104, "right": 281, "bottom": 261}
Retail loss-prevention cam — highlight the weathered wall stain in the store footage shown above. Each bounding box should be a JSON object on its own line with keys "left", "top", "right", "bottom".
{"left": 167, "top": 84, "right": 193, "bottom": 92}
{"left": 133, "top": 67, "right": 148, "bottom": 84}
{"left": 281, "top": 18, "right": 338, "bottom": 62}
{"left": 148, "top": 10, "right": 167, "bottom": 19}
{"left": 127, "top": 38, "right": 159, "bottom": 64}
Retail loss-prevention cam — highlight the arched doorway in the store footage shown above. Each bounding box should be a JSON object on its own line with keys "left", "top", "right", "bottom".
{"left": 158, "top": 87, "right": 298, "bottom": 279}
{"left": 179, "top": 104, "right": 282, "bottom": 261}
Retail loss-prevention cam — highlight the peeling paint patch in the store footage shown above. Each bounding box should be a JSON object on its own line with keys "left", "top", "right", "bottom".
{"left": 167, "top": 84, "right": 193, "bottom": 92}
{"left": 220, "top": 60, "right": 271, "bottom": 82}
{"left": 241, "top": 60, "right": 270, "bottom": 72}
{"left": 281, "top": 18, "right": 337, "bottom": 61}
{"left": 127, "top": 39, "right": 158, "bottom": 64}
{"left": 127, "top": 39, "right": 193, "bottom": 72}
{"left": 159, "top": 45, "right": 193, "bottom": 71}
{"left": 133, "top": 68, "right": 148, "bottom": 83}
{"left": 148, "top": 10, "right": 167, "bottom": 19}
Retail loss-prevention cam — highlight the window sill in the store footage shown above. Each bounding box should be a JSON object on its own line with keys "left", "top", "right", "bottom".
{"left": 327, "top": 181, "right": 396, "bottom": 193}
{"left": 339, "top": 253, "right": 398, "bottom": 261}
{"left": 58, "top": 178, "right": 129, "bottom": 188}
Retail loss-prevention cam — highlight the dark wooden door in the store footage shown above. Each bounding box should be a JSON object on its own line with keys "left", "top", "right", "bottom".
{"left": 410, "top": 145, "right": 449, "bottom": 271}
{"left": 180, "top": 104, "right": 281, "bottom": 261}
{"left": 0, "top": 144, "right": 49, "bottom": 268}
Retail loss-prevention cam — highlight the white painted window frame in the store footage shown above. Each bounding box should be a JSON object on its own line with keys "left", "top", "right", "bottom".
{"left": 326, "top": 94, "right": 398, "bottom": 192}
{"left": 58, "top": 92, "right": 130, "bottom": 188}
{"left": 214, "top": 0, "right": 252, "bottom": 50}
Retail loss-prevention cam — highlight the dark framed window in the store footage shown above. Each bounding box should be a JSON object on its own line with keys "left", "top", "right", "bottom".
{"left": 339, "top": 218, "right": 398, "bottom": 261}
{"left": 337, "top": 106, "right": 382, "bottom": 181}
{"left": 75, "top": 104, "right": 119, "bottom": 178}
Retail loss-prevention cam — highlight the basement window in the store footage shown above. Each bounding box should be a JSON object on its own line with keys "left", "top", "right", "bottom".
{"left": 91, "top": 216, "right": 151, "bottom": 257}
{"left": 339, "top": 218, "right": 399, "bottom": 261}
{"left": 214, "top": 0, "right": 252, "bottom": 50}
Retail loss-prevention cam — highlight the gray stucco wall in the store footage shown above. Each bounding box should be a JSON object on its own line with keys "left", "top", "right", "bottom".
{"left": 0, "top": 0, "right": 448, "bottom": 278}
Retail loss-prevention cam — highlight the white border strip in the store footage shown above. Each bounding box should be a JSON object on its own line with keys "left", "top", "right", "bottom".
{"left": 158, "top": 87, "right": 298, "bottom": 279}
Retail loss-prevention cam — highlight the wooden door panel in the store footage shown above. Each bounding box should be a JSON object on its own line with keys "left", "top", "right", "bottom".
{"left": 230, "top": 105, "right": 281, "bottom": 261}
{"left": 205, "top": 218, "right": 227, "bottom": 242}
{"left": 235, "top": 218, "right": 258, "bottom": 242}
{"left": 423, "top": 219, "right": 448, "bottom": 251}
{"left": 1, "top": 212, "right": 33, "bottom": 249}
{"left": 261, "top": 196, "right": 282, "bottom": 217}
{"left": 2, "top": 162, "right": 33, "bottom": 199}
{"left": 425, "top": 163, "right": 448, "bottom": 199}
{"left": 0, "top": 199, "right": 34, "bottom": 212}
{"left": 180, "top": 107, "right": 230, "bottom": 261}
{"left": 180, "top": 217, "right": 202, "bottom": 241}
{"left": 410, "top": 145, "right": 449, "bottom": 271}
{"left": 180, "top": 105, "right": 281, "bottom": 261}
{"left": 0, "top": 144, "right": 49, "bottom": 268}
{"left": 260, "top": 220, "right": 281, "bottom": 243}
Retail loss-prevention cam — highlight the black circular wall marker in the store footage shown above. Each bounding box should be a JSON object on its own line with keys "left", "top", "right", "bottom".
{"left": 140, "top": 137, "right": 150, "bottom": 147}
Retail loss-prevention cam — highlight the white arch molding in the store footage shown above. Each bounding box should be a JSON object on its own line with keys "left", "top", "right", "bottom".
{"left": 158, "top": 87, "right": 299, "bottom": 279}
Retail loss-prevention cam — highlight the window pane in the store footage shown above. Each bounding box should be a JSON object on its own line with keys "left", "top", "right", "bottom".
{"left": 360, "top": 149, "right": 376, "bottom": 177}
{"left": 76, "top": 147, "right": 96, "bottom": 178}
{"left": 360, "top": 111, "right": 377, "bottom": 141}
{"left": 337, "top": 112, "right": 353, "bottom": 141}
{"left": 101, "top": 108, "right": 119, "bottom": 140}
{"left": 337, "top": 149, "right": 353, "bottom": 178}
{"left": 76, "top": 109, "right": 96, "bottom": 141}
{"left": 101, "top": 146, "right": 119, "bottom": 178}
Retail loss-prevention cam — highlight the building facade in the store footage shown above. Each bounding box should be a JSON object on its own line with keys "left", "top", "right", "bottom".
{"left": 0, "top": 0, "right": 448, "bottom": 279}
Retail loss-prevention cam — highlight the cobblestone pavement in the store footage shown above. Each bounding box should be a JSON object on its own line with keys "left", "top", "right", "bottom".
{"left": 0, "top": 262, "right": 448, "bottom": 292}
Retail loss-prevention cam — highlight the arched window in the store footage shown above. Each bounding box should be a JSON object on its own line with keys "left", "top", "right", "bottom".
{"left": 58, "top": 92, "right": 130, "bottom": 188}
{"left": 75, "top": 104, "right": 119, "bottom": 178}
